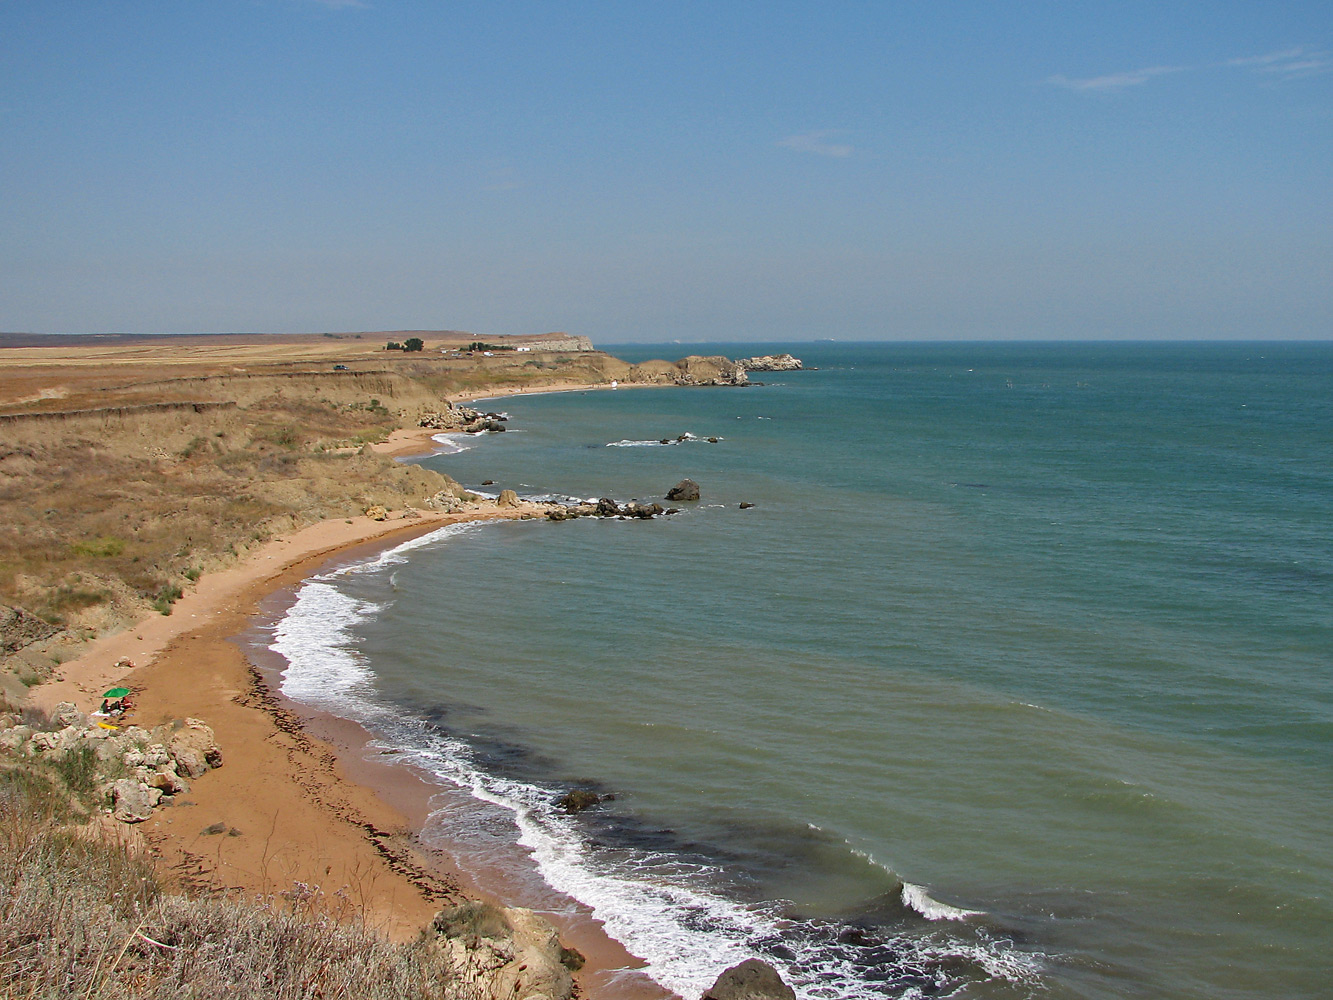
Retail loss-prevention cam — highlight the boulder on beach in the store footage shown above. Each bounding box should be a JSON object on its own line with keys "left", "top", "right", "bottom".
{"left": 426, "top": 902, "right": 582, "bottom": 1000}
{"left": 496, "top": 489, "right": 520, "bottom": 508}
{"left": 110, "top": 778, "right": 161, "bottom": 824}
{"left": 365, "top": 505, "right": 389, "bottom": 521}
{"left": 701, "top": 959, "right": 797, "bottom": 1000}
{"left": 666, "top": 479, "right": 701, "bottom": 502}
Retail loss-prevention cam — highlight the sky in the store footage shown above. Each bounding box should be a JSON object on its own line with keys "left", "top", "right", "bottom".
{"left": 1, "top": 1, "right": 1330, "bottom": 342}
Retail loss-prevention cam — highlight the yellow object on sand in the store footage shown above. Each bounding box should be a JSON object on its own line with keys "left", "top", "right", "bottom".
{"left": 97, "top": 721, "right": 119, "bottom": 731}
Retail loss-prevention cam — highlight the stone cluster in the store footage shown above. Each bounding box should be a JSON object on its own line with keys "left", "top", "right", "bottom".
{"left": 0, "top": 705, "right": 222, "bottom": 823}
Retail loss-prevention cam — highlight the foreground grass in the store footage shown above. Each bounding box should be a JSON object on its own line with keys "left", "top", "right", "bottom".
{"left": 0, "top": 777, "right": 473, "bottom": 1000}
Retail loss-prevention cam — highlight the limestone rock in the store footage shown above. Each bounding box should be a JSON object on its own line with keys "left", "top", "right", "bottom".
{"left": 427, "top": 902, "right": 579, "bottom": 1000}
{"left": 673, "top": 356, "right": 749, "bottom": 387}
{"left": 737, "top": 353, "right": 803, "bottom": 372}
{"left": 425, "top": 490, "right": 462, "bottom": 512}
{"left": 148, "top": 766, "right": 190, "bottom": 796}
{"left": 110, "top": 778, "right": 161, "bottom": 823}
{"left": 167, "top": 718, "right": 222, "bottom": 778}
{"left": 497, "top": 489, "right": 521, "bottom": 508}
{"left": 52, "top": 702, "right": 84, "bottom": 728}
{"left": 702, "top": 959, "right": 797, "bottom": 1000}
{"left": 365, "top": 505, "right": 389, "bottom": 521}
{"left": 666, "top": 479, "right": 701, "bottom": 502}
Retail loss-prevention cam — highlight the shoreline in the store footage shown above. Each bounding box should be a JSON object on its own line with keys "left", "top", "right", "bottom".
{"left": 377, "top": 380, "right": 668, "bottom": 460}
{"left": 32, "top": 436, "right": 674, "bottom": 999}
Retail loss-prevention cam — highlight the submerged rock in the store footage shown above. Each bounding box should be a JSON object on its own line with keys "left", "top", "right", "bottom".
{"left": 557, "top": 788, "right": 606, "bottom": 813}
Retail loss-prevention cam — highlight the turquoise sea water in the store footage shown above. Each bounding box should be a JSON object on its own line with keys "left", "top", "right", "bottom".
{"left": 271, "top": 342, "right": 1332, "bottom": 1000}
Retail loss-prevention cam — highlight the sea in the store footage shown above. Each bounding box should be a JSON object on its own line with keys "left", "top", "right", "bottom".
{"left": 266, "top": 341, "right": 1332, "bottom": 1000}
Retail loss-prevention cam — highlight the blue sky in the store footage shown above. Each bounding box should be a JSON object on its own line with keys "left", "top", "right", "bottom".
{"left": 1, "top": 2, "right": 1329, "bottom": 341}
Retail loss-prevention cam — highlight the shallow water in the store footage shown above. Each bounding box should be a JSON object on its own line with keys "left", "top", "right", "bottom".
{"left": 271, "top": 342, "right": 1333, "bottom": 999}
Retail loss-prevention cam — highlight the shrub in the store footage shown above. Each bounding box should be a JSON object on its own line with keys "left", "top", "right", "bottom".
{"left": 71, "top": 536, "right": 125, "bottom": 558}
{"left": 152, "top": 583, "right": 183, "bottom": 616}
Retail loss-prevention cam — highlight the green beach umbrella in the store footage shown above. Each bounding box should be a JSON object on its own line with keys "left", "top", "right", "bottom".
{"left": 103, "top": 687, "right": 131, "bottom": 698}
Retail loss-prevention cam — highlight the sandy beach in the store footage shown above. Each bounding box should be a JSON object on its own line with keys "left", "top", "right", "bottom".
{"left": 35, "top": 493, "right": 670, "bottom": 999}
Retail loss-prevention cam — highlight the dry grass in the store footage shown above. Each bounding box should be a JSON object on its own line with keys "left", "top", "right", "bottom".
{"left": 0, "top": 393, "right": 451, "bottom": 636}
{"left": 0, "top": 779, "right": 474, "bottom": 1000}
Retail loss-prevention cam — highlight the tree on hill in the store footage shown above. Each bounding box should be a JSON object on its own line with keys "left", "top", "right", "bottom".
{"left": 404, "top": 337, "right": 424, "bottom": 352}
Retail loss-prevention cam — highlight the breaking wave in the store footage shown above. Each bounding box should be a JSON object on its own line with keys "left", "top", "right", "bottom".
{"left": 268, "top": 524, "right": 1044, "bottom": 1000}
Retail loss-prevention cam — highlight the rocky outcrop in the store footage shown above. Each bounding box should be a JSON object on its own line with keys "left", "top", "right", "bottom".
{"left": 425, "top": 901, "right": 583, "bottom": 1000}
{"left": 673, "top": 356, "right": 749, "bottom": 387}
{"left": 365, "top": 505, "right": 389, "bottom": 521}
{"left": 0, "top": 710, "right": 221, "bottom": 823}
{"left": 702, "top": 959, "right": 797, "bottom": 1000}
{"left": 546, "top": 499, "right": 667, "bottom": 521}
{"left": 1, "top": 604, "right": 60, "bottom": 657}
{"left": 666, "top": 479, "right": 701, "bottom": 502}
{"left": 110, "top": 777, "right": 161, "bottom": 823}
{"left": 496, "top": 489, "right": 520, "bottom": 508}
{"left": 167, "top": 717, "right": 224, "bottom": 777}
{"left": 737, "top": 353, "right": 802, "bottom": 372}
{"left": 739, "top": 353, "right": 801, "bottom": 372}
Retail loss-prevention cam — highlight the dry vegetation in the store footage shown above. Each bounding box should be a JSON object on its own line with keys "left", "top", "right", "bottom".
{"left": 0, "top": 394, "right": 443, "bottom": 635}
{"left": 0, "top": 332, "right": 701, "bottom": 691}
{"left": 0, "top": 709, "right": 473, "bottom": 1000}
{"left": 0, "top": 332, "right": 637, "bottom": 686}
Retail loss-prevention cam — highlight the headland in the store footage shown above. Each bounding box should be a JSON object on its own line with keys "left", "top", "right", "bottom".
{"left": 0, "top": 330, "right": 774, "bottom": 1000}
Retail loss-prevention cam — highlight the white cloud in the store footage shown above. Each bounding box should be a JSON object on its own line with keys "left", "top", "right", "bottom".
{"left": 1228, "top": 46, "right": 1330, "bottom": 78}
{"left": 777, "top": 131, "right": 854, "bottom": 157}
{"left": 1046, "top": 66, "right": 1184, "bottom": 92}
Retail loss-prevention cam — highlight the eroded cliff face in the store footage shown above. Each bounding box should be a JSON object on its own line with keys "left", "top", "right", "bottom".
{"left": 0, "top": 373, "right": 463, "bottom": 669}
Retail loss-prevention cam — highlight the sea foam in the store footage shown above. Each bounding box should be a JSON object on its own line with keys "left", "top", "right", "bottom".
{"left": 268, "top": 521, "right": 1042, "bottom": 1000}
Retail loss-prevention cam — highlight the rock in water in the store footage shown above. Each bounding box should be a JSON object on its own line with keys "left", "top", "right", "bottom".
{"left": 557, "top": 788, "right": 604, "bottom": 813}
{"left": 701, "top": 959, "right": 797, "bottom": 1000}
{"left": 737, "top": 353, "right": 803, "bottom": 372}
{"left": 666, "top": 479, "right": 701, "bottom": 501}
